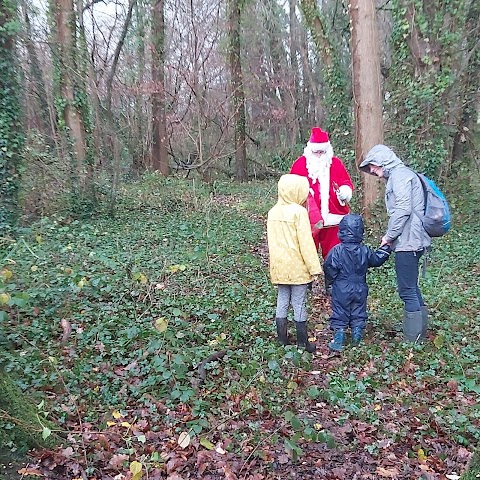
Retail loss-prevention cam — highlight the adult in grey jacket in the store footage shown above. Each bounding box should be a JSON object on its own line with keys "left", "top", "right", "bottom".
{"left": 359, "top": 145, "right": 431, "bottom": 342}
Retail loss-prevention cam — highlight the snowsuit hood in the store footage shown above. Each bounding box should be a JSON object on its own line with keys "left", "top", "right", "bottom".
{"left": 359, "top": 145, "right": 403, "bottom": 178}
{"left": 338, "top": 214, "right": 364, "bottom": 244}
{"left": 276, "top": 174, "right": 310, "bottom": 206}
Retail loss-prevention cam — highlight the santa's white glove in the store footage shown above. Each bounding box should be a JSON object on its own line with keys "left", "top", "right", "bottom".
{"left": 336, "top": 185, "right": 352, "bottom": 204}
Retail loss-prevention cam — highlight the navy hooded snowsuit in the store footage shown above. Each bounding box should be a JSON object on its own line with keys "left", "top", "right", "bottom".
{"left": 324, "top": 214, "right": 391, "bottom": 331}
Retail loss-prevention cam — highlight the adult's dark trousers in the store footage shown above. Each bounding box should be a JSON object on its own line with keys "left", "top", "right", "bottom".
{"left": 394, "top": 250, "right": 425, "bottom": 312}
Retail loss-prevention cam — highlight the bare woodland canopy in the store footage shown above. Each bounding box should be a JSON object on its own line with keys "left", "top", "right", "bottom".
{"left": 2, "top": 0, "right": 479, "bottom": 217}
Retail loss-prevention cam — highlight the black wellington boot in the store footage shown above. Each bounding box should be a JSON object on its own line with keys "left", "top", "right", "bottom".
{"left": 275, "top": 317, "right": 289, "bottom": 346}
{"left": 295, "top": 321, "right": 316, "bottom": 353}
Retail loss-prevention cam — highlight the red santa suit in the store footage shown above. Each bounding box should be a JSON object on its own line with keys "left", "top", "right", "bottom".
{"left": 290, "top": 127, "right": 353, "bottom": 259}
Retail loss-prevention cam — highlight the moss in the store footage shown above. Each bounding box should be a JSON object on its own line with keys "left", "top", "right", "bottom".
{"left": 461, "top": 448, "right": 480, "bottom": 480}
{"left": 0, "top": 371, "right": 58, "bottom": 452}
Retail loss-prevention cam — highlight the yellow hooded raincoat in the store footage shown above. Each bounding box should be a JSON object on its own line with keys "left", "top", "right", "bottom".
{"left": 267, "top": 174, "right": 323, "bottom": 285}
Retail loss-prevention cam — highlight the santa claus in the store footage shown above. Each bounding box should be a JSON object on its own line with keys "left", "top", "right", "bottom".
{"left": 290, "top": 127, "right": 354, "bottom": 258}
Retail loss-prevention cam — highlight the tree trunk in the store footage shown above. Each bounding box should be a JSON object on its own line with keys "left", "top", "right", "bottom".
{"left": 52, "top": 0, "right": 87, "bottom": 187}
{"left": 228, "top": 0, "right": 247, "bottom": 182}
{"left": 296, "top": 24, "right": 321, "bottom": 130}
{"left": 300, "top": 0, "right": 332, "bottom": 67}
{"left": 133, "top": 0, "right": 147, "bottom": 174}
{"left": 288, "top": 0, "right": 301, "bottom": 144}
{"left": 77, "top": 0, "right": 103, "bottom": 169}
{"left": 21, "top": 0, "right": 54, "bottom": 142}
{"left": 0, "top": 370, "right": 57, "bottom": 450}
{"left": 350, "top": 0, "right": 383, "bottom": 216}
{"left": 449, "top": 0, "right": 479, "bottom": 176}
{"left": 300, "top": 0, "right": 350, "bottom": 139}
{"left": 0, "top": 0, "right": 23, "bottom": 233}
{"left": 151, "top": 0, "right": 169, "bottom": 175}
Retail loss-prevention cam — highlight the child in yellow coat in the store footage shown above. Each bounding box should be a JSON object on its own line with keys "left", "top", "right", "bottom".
{"left": 267, "top": 174, "right": 323, "bottom": 352}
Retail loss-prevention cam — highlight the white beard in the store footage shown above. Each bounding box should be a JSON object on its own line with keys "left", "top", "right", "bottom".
{"left": 304, "top": 145, "right": 333, "bottom": 185}
{"left": 304, "top": 144, "right": 334, "bottom": 224}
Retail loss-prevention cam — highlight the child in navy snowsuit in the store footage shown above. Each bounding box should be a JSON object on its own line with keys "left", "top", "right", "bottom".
{"left": 324, "top": 214, "right": 391, "bottom": 351}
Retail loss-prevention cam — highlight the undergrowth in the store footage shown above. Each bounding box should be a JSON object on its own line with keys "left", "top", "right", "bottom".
{"left": 0, "top": 174, "right": 478, "bottom": 477}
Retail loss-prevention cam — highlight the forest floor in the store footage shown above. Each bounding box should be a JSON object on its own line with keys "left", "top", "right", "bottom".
{"left": 0, "top": 175, "right": 479, "bottom": 479}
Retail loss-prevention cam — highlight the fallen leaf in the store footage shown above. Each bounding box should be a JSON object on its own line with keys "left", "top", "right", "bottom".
{"left": 0, "top": 268, "right": 13, "bottom": 280}
{"left": 433, "top": 335, "right": 445, "bottom": 349}
{"left": 287, "top": 381, "right": 297, "bottom": 394}
{"left": 61, "top": 446, "right": 74, "bottom": 457}
{"left": 376, "top": 466, "right": 399, "bottom": 478}
{"left": 108, "top": 454, "right": 129, "bottom": 470}
{"left": 457, "top": 447, "right": 471, "bottom": 460}
{"left": 200, "top": 438, "right": 215, "bottom": 450}
{"left": 112, "top": 410, "right": 123, "bottom": 419}
{"left": 130, "top": 460, "right": 142, "bottom": 480}
{"left": 155, "top": 318, "right": 168, "bottom": 333}
{"left": 17, "top": 468, "right": 43, "bottom": 476}
{"left": 215, "top": 444, "right": 226, "bottom": 455}
{"left": 177, "top": 431, "right": 190, "bottom": 449}
{"left": 417, "top": 448, "right": 427, "bottom": 461}
{"left": 223, "top": 464, "right": 238, "bottom": 480}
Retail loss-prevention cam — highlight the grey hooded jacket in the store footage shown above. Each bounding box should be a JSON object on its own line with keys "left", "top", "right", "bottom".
{"left": 359, "top": 145, "right": 431, "bottom": 252}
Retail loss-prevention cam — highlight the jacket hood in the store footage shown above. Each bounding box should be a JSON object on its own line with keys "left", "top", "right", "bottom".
{"left": 359, "top": 144, "right": 403, "bottom": 178}
{"left": 338, "top": 214, "right": 364, "bottom": 243}
{"left": 277, "top": 174, "right": 310, "bottom": 205}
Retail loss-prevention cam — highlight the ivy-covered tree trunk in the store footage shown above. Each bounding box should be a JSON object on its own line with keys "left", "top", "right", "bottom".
{"left": 21, "top": 0, "right": 54, "bottom": 142}
{"left": 0, "top": 371, "right": 56, "bottom": 452}
{"left": 449, "top": 0, "right": 480, "bottom": 175}
{"left": 133, "top": 0, "right": 147, "bottom": 174}
{"left": 50, "top": 0, "right": 87, "bottom": 190}
{"left": 288, "top": 0, "right": 303, "bottom": 144}
{"left": 300, "top": 0, "right": 351, "bottom": 145}
{"left": 151, "top": 0, "right": 169, "bottom": 175}
{"left": 228, "top": 0, "right": 247, "bottom": 182}
{"left": 386, "top": 0, "right": 476, "bottom": 176}
{"left": 264, "top": 0, "right": 292, "bottom": 146}
{"left": 77, "top": 0, "right": 103, "bottom": 172}
{"left": 350, "top": 0, "right": 383, "bottom": 213}
{"left": 0, "top": 0, "right": 24, "bottom": 235}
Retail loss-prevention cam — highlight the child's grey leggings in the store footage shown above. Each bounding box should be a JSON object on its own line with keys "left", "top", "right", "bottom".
{"left": 275, "top": 284, "right": 309, "bottom": 323}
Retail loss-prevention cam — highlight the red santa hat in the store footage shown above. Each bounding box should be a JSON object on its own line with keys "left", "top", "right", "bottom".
{"left": 307, "top": 127, "right": 330, "bottom": 152}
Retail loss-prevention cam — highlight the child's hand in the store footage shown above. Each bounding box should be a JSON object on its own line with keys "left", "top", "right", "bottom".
{"left": 380, "top": 236, "right": 391, "bottom": 247}
{"left": 379, "top": 244, "right": 392, "bottom": 254}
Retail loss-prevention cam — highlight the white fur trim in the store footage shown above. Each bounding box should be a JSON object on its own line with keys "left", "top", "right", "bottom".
{"left": 323, "top": 213, "right": 345, "bottom": 227}
{"left": 307, "top": 141, "right": 331, "bottom": 152}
